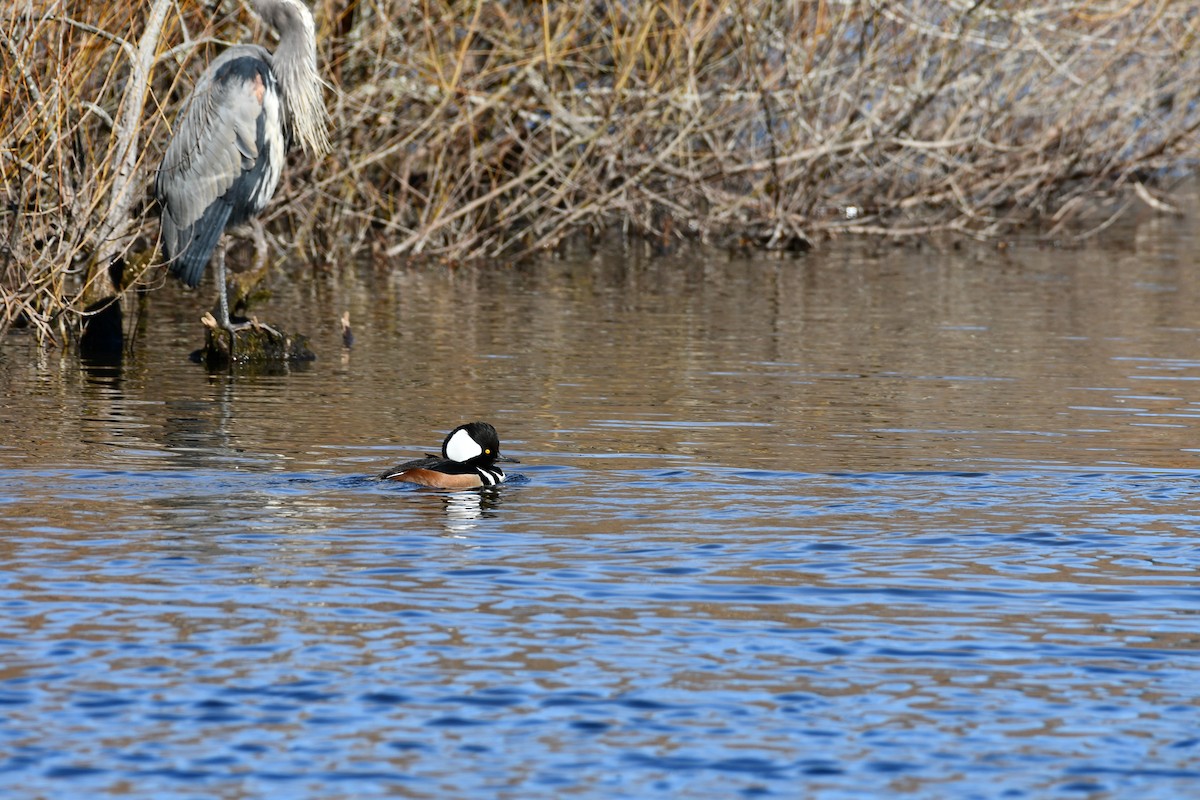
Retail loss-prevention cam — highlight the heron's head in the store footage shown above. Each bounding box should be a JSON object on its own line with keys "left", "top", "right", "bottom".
{"left": 254, "top": 0, "right": 308, "bottom": 40}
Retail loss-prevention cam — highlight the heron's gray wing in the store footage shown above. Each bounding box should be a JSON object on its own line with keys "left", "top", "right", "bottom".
{"left": 155, "top": 45, "right": 276, "bottom": 287}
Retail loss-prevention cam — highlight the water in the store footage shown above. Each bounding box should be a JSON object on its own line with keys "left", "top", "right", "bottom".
{"left": 2, "top": 208, "right": 1200, "bottom": 798}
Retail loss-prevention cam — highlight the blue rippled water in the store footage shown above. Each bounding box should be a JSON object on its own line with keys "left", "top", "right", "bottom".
{"left": 1, "top": 462, "right": 1198, "bottom": 799}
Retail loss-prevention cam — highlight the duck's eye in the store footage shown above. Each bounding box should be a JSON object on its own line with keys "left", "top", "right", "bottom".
{"left": 485, "top": 448, "right": 491, "bottom": 454}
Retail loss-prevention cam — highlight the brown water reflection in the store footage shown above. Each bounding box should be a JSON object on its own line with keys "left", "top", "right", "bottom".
{"left": 6, "top": 199, "right": 1200, "bottom": 474}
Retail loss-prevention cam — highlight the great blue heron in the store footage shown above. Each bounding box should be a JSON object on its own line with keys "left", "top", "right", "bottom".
{"left": 155, "top": 0, "right": 330, "bottom": 339}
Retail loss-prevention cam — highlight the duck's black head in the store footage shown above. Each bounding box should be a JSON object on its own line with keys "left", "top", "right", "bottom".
{"left": 441, "top": 421, "right": 518, "bottom": 466}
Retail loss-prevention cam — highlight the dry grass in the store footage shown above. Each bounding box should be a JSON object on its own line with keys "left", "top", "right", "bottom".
{"left": 3, "top": 0, "right": 1199, "bottom": 343}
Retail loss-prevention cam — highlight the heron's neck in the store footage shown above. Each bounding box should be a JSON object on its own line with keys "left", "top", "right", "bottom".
{"left": 273, "top": 27, "right": 330, "bottom": 156}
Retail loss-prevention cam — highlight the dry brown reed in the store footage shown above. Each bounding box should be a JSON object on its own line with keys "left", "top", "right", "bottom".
{"left": 3, "top": 0, "right": 1199, "bottom": 344}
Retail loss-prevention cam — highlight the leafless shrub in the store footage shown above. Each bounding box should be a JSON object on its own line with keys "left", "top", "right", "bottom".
{"left": 330, "top": 0, "right": 1199, "bottom": 259}
{"left": 1, "top": 0, "right": 207, "bottom": 342}
{"left": 3, "top": 0, "right": 1198, "bottom": 344}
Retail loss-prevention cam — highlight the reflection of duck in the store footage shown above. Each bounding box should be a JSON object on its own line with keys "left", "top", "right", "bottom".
{"left": 379, "top": 422, "right": 518, "bottom": 489}
{"left": 437, "top": 487, "right": 506, "bottom": 536}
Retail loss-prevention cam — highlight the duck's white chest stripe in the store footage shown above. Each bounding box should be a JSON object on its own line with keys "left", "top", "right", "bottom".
{"left": 475, "top": 467, "right": 505, "bottom": 486}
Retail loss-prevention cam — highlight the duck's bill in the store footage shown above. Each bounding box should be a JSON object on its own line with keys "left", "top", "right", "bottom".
{"left": 497, "top": 455, "right": 520, "bottom": 463}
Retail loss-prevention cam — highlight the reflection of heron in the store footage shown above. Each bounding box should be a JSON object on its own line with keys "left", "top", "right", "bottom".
{"left": 155, "top": 0, "right": 330, "bottom": 338}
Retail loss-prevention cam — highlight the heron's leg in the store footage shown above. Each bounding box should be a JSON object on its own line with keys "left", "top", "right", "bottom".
{"left": 214, "top": 238, "right": 236, "bottom": 358}
{"left": 252, "top": 219, "right": 268, "bottom": 275}
{"left": 215, "top": 238, "right": 232, "bottom": 329}
{"left": 222, "top": 220, "right": 269, "bottom": 326}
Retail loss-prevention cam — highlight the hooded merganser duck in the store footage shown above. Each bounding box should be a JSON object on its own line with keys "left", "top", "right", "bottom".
{"left": 379, "top": 421, "right": 518, "bottom": 488}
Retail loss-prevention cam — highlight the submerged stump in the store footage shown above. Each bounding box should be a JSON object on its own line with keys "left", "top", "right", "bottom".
{"left": 194, "top": 312, "right": 315, "bottom": 369}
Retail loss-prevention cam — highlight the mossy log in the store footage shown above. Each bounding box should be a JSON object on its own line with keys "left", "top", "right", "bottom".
{"left": 194, "top": 313, "right": 315, "bottom": 369}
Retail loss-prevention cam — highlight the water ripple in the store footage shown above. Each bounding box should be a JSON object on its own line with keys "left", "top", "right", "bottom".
{"left": 3, "top": 467, "right": 1200, "bottom": 799}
